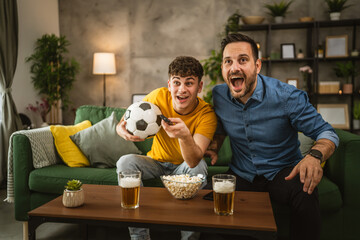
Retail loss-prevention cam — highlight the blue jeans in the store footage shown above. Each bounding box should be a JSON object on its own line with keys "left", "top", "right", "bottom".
{"left": 116, "top": 154, "right": 207, "bottom": 240}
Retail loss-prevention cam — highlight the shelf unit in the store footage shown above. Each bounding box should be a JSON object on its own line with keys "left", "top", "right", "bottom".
{"left": 239, "top": 18, "right": 360, "bottom": 132}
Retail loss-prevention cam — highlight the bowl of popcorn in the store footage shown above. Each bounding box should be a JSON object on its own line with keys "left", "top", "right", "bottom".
{"left": 160, "top": 174, "right": 205, "bottom": 200}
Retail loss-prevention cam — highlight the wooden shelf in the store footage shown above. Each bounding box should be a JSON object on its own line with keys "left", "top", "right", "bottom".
{"left": 239, "top": 19, "right": 360, "bottom": 31}
{"left": 238, "top": 18, "right": 360, "bottom": 131}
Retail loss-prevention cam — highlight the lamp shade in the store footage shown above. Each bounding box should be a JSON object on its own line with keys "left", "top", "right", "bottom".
{"left": 93, "top": 53, "right": 116, "bottom": 75}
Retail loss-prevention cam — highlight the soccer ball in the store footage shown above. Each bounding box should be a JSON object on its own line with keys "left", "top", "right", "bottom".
{"left": 124, "top": 101, "right": 162, "bottom": 139}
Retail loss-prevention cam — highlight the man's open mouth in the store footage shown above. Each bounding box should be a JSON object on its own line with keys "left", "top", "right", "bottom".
{"left": 230, "top": 76, "right": 244, "bottom": 91}
{"left": 177, "top": 96, "right": 189, "bottom": 102}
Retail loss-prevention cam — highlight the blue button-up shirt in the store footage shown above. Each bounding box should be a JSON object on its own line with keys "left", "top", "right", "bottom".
{"left": 213, "top": 74, "right": 339, "bottom": 182}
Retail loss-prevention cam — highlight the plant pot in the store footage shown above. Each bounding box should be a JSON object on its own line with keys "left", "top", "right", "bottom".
{"left": 343, "top": 84, "right": 353, "bottom": 94}
{"left": 62, "top": 189, "right": 84, "bottom": 207}
{"left": 47, "top": 100, "right": 63, "bottom": 124}
{"left": 330, "top": 12, "right": 341, "bottom": 21}
{"left": 353, "top": 119, "right": 360, "bottom": 130}
{"left": 274, "top": 16, "right": 284, "bottom": 23}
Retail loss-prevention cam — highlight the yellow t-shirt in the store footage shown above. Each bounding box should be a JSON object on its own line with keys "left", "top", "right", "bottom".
{"left": 143, "top": 87, "right": 217, "bottom": 165}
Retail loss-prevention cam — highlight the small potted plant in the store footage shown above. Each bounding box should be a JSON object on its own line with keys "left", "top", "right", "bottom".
{"left": 333, "top": 61, "right": 358, "bottom": 94}
{"left": 62, "top": 179, "right": 84, "bottom": 207}
{"left": 264, "top": 0, "right": 293, "bottom": 23}
{"left": 354, "top": 101, "right": 360, "bottom": 129}
{"left": 325, "top": 0, "right": 351, "bottom": 20}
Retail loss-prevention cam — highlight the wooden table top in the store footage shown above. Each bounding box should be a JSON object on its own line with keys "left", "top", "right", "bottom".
{"left": 29, "top": 184, "right": 277, "bottom": 233}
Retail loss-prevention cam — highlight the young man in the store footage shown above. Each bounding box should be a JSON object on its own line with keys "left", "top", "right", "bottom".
{"left": 206, "top": 33, "right": 339, "bottom": 240}
{"left": 116, "top": 56, "right": 217, "bottom": 240}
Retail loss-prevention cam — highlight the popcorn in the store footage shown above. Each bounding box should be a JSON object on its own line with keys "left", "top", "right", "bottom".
{"left": 161, "top": 174, "right": 204, "bottom": 199}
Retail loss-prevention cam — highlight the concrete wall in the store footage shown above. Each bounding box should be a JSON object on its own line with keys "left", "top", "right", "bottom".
{"left": 12, "top": 0, "right": 59, "bottom": 127}
{"left": 13, "top": 0, "right": 360, "bottom": 124}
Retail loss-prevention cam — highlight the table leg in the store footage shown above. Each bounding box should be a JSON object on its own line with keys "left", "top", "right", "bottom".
{"left": 28, "top": 216, "right": 44, "bottom": 240}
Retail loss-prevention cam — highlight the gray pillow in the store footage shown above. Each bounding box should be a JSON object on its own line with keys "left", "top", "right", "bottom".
{"left": 70, "top": 112, "right": 141, "bottom": 168}
{"left": 298, "top": 132, "right": 315, "bottom": 157}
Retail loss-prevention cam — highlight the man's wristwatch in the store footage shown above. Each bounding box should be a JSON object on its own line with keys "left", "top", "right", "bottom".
{"left": 308, "top": 149, "right": 324, "bottom": 164}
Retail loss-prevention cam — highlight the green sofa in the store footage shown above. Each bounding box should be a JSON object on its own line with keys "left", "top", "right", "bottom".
{"left": 11, "top": 105, "right": 360, "bottom": 240}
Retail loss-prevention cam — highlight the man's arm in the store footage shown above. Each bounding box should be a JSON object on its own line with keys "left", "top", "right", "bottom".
{"left": 205, "top": 134, "right": 227, "bottom": 165}
{"left": 179, "top": 133, "right": 211, "bottom": 168}
{"left": 285, "top": 138, "right": 336, "bottom": 194}
{"left": 161, "top": 118, "right": 211, "bottom": 168}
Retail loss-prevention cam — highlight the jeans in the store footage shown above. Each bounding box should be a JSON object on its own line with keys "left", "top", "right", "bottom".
{"left": 116, "top": 154, "right": 208, "bottom": 240}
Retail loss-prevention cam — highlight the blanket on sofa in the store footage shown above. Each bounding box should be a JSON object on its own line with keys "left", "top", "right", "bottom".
{"left": 4, "top": 127, "right": 58, "bottom": 203}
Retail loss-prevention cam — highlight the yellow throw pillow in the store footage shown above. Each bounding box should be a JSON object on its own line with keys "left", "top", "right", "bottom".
{"left": 50, "top": 120, "right": 92, "bottom": 167}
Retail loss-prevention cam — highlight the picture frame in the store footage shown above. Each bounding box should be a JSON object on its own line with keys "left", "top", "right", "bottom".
{"left": 286, "top": 78, "right": 298, "bottom": 88}
{"left": 317, "top": 104, "right": 349, "bottom": 129}
{"left": 281, "top": 43, "right": 296, "bottom": 59}
{"left": 325, "top": 35, "right": 348, "bottom": 58}
{"left": 131, "top": 94, "right": 147, "bottom": 103}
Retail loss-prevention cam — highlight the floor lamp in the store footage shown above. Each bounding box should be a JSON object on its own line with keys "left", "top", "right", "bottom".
{"left": 93, "top": 53, "right": 116, "bottom": 106}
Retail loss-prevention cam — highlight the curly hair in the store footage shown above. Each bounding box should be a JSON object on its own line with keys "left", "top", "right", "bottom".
{"left": 168, "top": 56, "right": 203, "bottom": 82}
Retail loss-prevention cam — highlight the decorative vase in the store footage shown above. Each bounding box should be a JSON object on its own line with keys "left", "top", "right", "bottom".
{"left": 353, "top": 119, "right": 360, "bottom": 129}
{"left": 274, "top": 16, "right": 284, "bottom": 23}
{"left": 343, "top": 83, "right": 353, "bottom": 94}
{"left": 330, "top": 12, "right": 340, "bottom": 21}
{"left": 62, "top": 189, "right": 84, "bottom": 207}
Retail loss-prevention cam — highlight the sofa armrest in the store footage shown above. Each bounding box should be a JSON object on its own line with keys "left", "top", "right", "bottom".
{"left": 325, "top": 129, "right": 360, "bottom": 206}
{"left": 13, "top": 134, "right": 34, "bottom": 221}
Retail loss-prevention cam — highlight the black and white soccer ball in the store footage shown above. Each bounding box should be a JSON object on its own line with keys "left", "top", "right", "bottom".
{"left": 124, "top": 101, "right": 162, "bottom": 139}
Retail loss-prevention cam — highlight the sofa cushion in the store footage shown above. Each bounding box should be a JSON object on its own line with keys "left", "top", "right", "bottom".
{"left": 74, "top": 105, "right": 153, "bottom": 155}
{"left": 298, "top": 132, "right": 314, "bottom": 156}
{"left": 75, "top": 105, "right": 126, "bottom": 125}
{"left": 29, "top": 164, "right": 118, "bottom": 194}
{"left": 70, "top": 112, "right": 141, "bottom": 168}
{"left": 50, "top": 120, "right": 92, "bottom": 167}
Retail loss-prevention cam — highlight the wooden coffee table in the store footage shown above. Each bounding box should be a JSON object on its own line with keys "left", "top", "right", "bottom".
{"left": 28, "top": 184, "right": 277, "bottom": 239}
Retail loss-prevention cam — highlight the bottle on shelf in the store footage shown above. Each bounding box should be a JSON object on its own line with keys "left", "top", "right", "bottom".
{"left": 297, "top": 49, "right": 304, "bottom": 59}
{"left": 316, "top": 45, "right": 324, "bottom": 58}
{"left": 257, "top": 42, "right": 262, "bottom": 60}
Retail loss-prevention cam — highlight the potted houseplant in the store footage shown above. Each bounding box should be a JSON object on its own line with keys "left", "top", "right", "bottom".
{"left": 325, "top": 0, "right": 351, "bottom": 21}
{"left": 202, "top": 50, "right": 223, "bottom": 105}
{"left": 264, "top": 0, "right": 293, "bottom": 23}
{"left": 225, "top": 11, "right": 242, "bottom": 35}
{"left": 333, "top": 61, "right": 358, "bottom": 94}
{"left": 202, "top": 11, "right": 242, "bottom": 105}
{"left": 354, "top": 101, "right": 360, "bottom": 129}
{"left": 26, "top": 34, "right": 79, "bottom": 124}
{"left": 62, "top": 179, "right": 84, "bottom": 207}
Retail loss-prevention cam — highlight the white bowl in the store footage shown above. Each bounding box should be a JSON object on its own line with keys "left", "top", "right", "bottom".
{"left": 161, "top": 174, "right": 205, "bottom": 200}
{"left": 242, "top": 16, "right": 265, "bottom": 25}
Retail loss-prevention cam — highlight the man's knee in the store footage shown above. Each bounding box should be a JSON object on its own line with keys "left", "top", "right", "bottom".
{"left": 116, "top": 154, "right": 141, "bottom": 172}
{"left": 188, "top": 159, "right": 208, "bottom": 176}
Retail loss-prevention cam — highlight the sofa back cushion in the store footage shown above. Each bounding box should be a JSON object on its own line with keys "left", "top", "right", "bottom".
{"left": 71, "top": 112, "right": 142, "bottom": 168}
{"left": 75, "top": 105, "right": 152, "bottom": 154}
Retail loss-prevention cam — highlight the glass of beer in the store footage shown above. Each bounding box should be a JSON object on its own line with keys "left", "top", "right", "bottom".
{"left": 119, "top": 170, "right": 141, "bottom": 209}
{"left": 212, "top": 174, "right": 236, "bottom": 216}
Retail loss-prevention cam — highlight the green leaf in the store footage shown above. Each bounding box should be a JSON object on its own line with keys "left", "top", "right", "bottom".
{"left": 25, "top": 34, "right": 80, "bottom": 110}
{"left": 264, "top": 0, "right": 293, "bottom": 17}
{"left": 65, "top": 179, "right": 83, "bottom": 191}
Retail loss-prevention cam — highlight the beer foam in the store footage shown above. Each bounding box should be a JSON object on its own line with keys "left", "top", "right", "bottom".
{"left": 120, "top": 177, "right": 140, "bottom": 188}
{"left": 213, "top": 181, "right": 234, "bottom": 194}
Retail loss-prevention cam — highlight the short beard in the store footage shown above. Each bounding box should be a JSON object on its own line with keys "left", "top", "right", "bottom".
{"left": 228, "top": 69, "right": 257, "bottom": 102}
